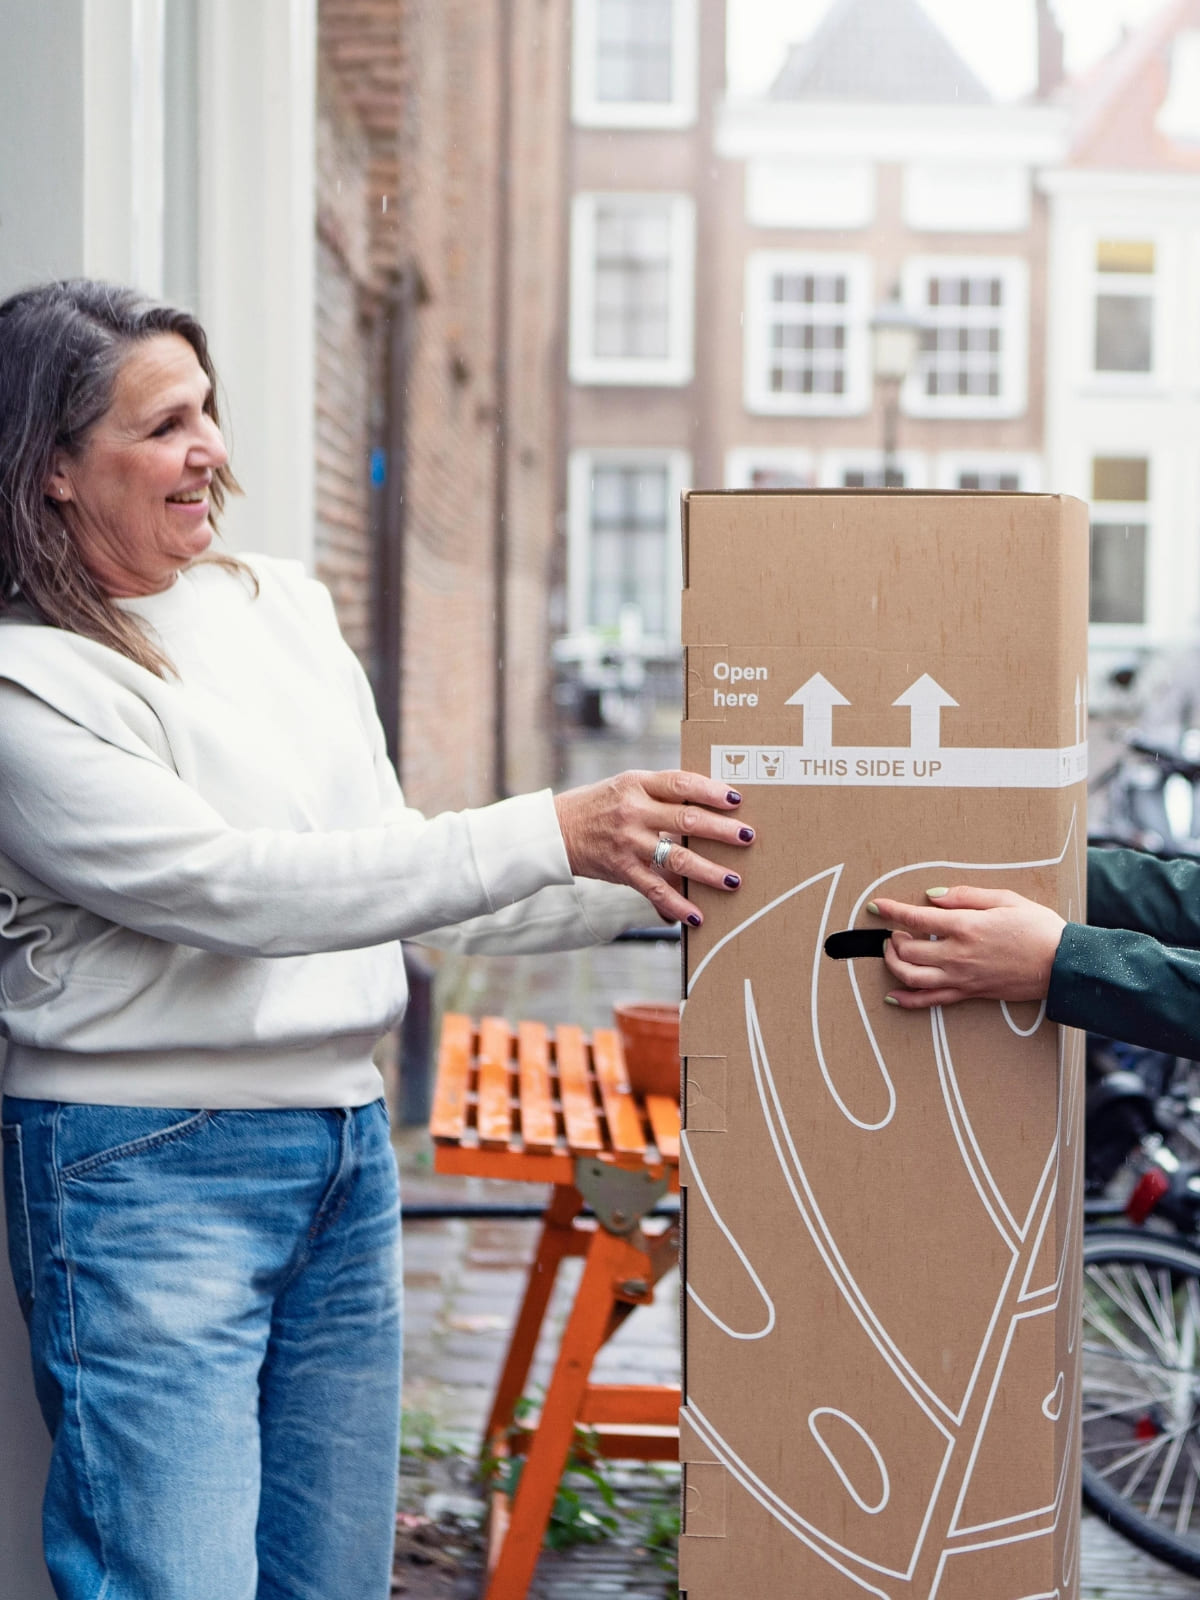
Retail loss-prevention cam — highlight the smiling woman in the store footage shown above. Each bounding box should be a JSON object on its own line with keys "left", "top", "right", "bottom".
{"left": 46, "top": 334, "right": 229, "bottom": 597}
{"left": 0, "top": 279, "right": 755, "bottom": 1600}
{"left": 0, "top": 281, "right": 244, "bottom": 678}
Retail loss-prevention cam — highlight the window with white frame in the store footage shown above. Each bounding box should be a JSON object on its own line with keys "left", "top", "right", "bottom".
{"left": 567, "top": 450, "right": 689, "bottom": 642}
{"left": 744, "top": 253, "right": 871, "bottom": 416}
{"left": 933, "top": 453, "right": 1043, "bottom": 492}
{"left": 1158, "top": 32, "right": 1200, "bottom": 140}
{"left": 1093, "top": 239, "right": 1156, "bottom": 376}
{"left": 1090, "top": 455, "right": 1151, "bottom": 628}
{"left": 725, "top": 448, "right": 815, "bottom": 489}
{"left": 570, "top": 194, "right": 695, "bottom": 386}
{"left": 901, "top": 257, "right": 1028, "bottom": 420}
{"left": 958, "top": 469, "right": 1019, "bottom": 490}
{"left": 572, "top": 0, "right": 698, "bottom": 129}
{"left": 820, "top": 450, "right": 928, "bottom": 489}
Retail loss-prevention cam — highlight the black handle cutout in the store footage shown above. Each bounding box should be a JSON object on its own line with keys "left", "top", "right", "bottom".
{"left": 823, "top": 929, "right": 890, "bottom": 961}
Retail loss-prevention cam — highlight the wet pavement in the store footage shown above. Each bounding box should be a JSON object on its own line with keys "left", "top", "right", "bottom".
{"left": 395, "top": 1196, "right": 1200, "bottom": 1599}
{"left": 392, "top": 721, "right": 1200, "bottom": 1599}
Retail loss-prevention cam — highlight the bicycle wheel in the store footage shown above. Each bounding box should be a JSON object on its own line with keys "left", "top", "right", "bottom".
{"left": 1082, "top": 1227, "right": 1200, "bottom": 1575}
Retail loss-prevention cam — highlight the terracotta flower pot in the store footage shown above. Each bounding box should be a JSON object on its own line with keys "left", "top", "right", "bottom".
{"left": 613, "top": 1001, "right": 680, "bottom": 1099}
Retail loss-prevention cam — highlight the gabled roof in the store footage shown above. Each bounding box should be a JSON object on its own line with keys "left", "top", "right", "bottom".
{"left": 1067, "top": 0, "right": 1200, "bottom": 170}
{"left": 770, "top": 0, "right": 991, "bottom": 106}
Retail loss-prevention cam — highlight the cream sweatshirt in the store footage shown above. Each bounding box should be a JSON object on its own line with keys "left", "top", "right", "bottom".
{"left": 0, "top": 557, "right": 651, "bottom": 1108}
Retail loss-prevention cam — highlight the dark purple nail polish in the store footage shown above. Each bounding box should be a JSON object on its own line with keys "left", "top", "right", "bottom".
{"left": 726, "top": 790, "right": 742, "bottom": 805}
{"left": 687, "top": 912, "right": 702, "bottom": 927}
{"left": 738, "top": 826, "right": 755, "bottom": 843}
{"left": 724, "top": 873, "right": 741, "bottom": 889}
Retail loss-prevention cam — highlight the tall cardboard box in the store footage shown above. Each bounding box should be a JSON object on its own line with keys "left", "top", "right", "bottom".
{"left": 679, "top": 492, "right": 1088, "bottom": 1600}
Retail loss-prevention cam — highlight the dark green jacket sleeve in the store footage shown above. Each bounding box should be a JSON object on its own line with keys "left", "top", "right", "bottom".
{"left": 1085, "top": 846, "right": 1200, "bottom": 945}
{"left": 1045, "top": 846, "right": 1200, "bottom": 1055}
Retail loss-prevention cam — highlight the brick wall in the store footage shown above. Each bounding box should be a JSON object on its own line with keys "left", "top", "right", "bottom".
{"left": 315, "top": 0, "right": 567, "bottom": 814}
{"left": 314, "top": 46, "right": 377, "bottom": 660}
{"left": 390, "top": 0, "right": 502, "bottom": 812}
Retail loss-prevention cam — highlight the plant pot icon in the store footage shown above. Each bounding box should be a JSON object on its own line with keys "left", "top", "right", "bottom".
{"left": 758, "top": 752, "right": 783, "bottom": 779}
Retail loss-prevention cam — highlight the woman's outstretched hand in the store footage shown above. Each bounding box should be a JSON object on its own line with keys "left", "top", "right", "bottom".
{"left": 554, "top": 769, "right": 754, "bottom": 928}
{"left": 869, "top": 886, "right": 1067, "bottom": 1009}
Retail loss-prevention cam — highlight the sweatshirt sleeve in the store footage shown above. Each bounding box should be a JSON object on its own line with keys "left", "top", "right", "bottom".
{"left": 1086, "top": 845, "right": 1200, "bottom": 947}
{"left": 415, "top": 880, "right": 656, "bottom": 954}
{"left": 335, "top": 646, "right": 658, "bottom": 952}
{"left": 0, "top": 681, "right": 574, "bottom": 958}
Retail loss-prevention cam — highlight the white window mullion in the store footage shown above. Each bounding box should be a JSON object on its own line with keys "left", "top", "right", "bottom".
{"left": 901, "top": 255, "right": 1028, "bottom": 420}
{"left": 933, "top": 452, "right": 1044, "bottom": 492}
{"left": 572, "top": 0, "right": 697, "bottom": 129}
{"left": 1088, "top": 452, "right": 1154, "bottom": 636}
{"left": 1091, "top": 240, "right": 1159, "bottom": 382}
{"left": 724, "top": 448, "right": 815, "bottom": 489}
{"left": 819, "top": 449, "right": 929, "bottom": 489}
{"left": 567, "top": 449, "right": 689, "bottom": 644}
{"left": 570, "top": 193, "right": 694, "bottom": 386}
{"left": 744, "top": 251, "right": 871, "bottom": 417}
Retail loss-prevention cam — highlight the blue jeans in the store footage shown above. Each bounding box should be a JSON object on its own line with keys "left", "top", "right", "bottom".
{"left": 2, "top": 1097, "right": 402, "bottom": 1600}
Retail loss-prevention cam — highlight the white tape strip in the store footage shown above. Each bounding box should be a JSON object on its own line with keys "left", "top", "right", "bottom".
{"left": 711, "top": 743, "right": 1088, "bottom": 789}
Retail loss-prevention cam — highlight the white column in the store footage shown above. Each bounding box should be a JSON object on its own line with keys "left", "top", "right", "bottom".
{"left": 0, "top": 0, "right": 166, "bottom": 297}
{"left": 195, "top": 0, "right": 317, "bottom": 566}
{"left": 81, "top": 0, "right": 166, "bottom": 291}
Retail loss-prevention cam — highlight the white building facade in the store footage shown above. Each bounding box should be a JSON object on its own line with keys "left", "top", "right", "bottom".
{"left": 1040, "top": 0, "right": 1200, "bottom": 683}
{"left": 1043, "top": 175, "right": 1200, "bottom": 667}
{"left": 713, "top": 8, "right": 1067, "bottom": 503}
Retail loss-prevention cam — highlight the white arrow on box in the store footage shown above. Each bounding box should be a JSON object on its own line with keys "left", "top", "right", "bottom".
{"left": 893, "top": 674, "right": 958, "bottom": 750}
{"left": 785, "top": 673, "right": 850, "bottom": 751}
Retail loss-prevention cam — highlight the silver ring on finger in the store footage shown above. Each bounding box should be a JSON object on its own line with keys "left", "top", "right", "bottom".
{"left": 652, "top": 836, "right": 673, "bottom": 871}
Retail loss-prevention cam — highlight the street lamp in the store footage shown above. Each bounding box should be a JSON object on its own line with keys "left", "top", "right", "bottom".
{"left": 870, "top": 288, "right": 923, "bottom": 487}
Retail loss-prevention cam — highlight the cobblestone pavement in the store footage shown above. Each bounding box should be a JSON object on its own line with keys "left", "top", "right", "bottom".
{"left": 396, "top": 1201, "right": 1200, "bottom": 1599}
{"left": 392, "top": 723, "right": 1200, "bottom": 1599}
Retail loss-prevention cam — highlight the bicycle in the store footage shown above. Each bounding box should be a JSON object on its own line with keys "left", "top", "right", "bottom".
{"left": 1081, "top": 1226, "right": 1200, "bottom": 1574}
{"left": 1089, "top": 730, "right": 1200, "bottom": 857}
{"left": 1080, "top": 1037, "right": 1200, "bottom": 1575}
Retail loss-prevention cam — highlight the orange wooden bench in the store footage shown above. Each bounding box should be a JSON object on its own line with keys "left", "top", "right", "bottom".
{"left": 430, "top": 1013, "right": 681, "bottom": 1600}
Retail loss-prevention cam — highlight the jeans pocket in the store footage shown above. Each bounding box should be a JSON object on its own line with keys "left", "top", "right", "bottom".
{"left": 2, "top": 1123, "right": 36, "bottom": 1316}
{"left": 58, "top": 1105, "right": 212, "bottom": 1182}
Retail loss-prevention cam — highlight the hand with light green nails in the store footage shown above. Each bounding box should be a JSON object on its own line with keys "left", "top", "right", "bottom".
{"left": 867, "top": 885, "right": 1067, "bottom": 1011}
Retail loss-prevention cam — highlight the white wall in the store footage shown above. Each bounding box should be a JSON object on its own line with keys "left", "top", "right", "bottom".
{"left": 0, "top": 0, "right": 165, "bottom": 298}
{"left": 0, "top": 0, "right": 316, "bottom": 569}
{"left": 0, "top": 0, "right": 87, "bottom": 291}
